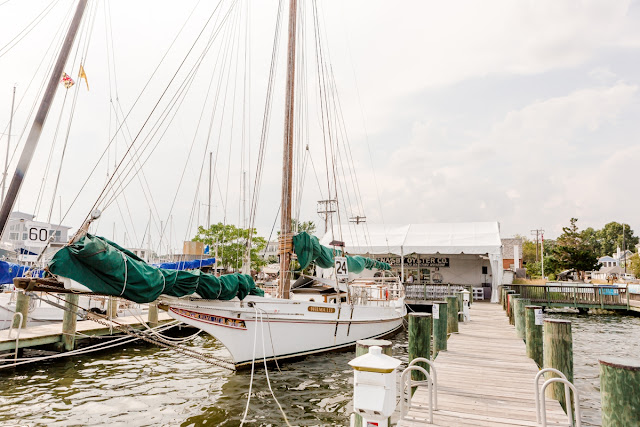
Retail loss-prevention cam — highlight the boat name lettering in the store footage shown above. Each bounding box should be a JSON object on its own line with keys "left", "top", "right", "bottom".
{"left": 174, "top": 308, "right": 246, "bottom": 329}
{"left": 308, "top": 306, "right": 336, "bottom": 313}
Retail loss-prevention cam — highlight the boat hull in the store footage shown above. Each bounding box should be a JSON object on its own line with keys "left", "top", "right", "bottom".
{"left": 164, "top": 296, "right": 406, "bottom": 367}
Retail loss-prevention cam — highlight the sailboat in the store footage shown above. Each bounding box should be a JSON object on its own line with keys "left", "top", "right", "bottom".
{"left": 3, "top": 0, "right": 406, "bottom": 368}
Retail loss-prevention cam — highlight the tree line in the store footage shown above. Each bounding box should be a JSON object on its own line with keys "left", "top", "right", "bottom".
{"left": 519, "top": 219, "right": 639, "bottom": 279}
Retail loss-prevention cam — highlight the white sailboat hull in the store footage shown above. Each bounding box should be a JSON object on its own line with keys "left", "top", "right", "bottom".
{"left": 163, "top": 296, "right": 406, "bottom": 367}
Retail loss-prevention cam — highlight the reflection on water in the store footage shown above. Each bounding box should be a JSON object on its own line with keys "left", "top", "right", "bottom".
{"left": 1, "top": 311, "right": 637, "bottom": 426}
{"left": 547, "top": 310, "right": 640, "bottom": 427}
{"left": 0, "top": 329, "right": 408, "bottom": 426}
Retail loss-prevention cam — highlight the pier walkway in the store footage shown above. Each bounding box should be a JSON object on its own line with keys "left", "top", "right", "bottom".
{"left": 398, "top": 302, "right": 570, "bottom": 426}
{"left": 0, "top": 312, "right": 173, "bottom": 352}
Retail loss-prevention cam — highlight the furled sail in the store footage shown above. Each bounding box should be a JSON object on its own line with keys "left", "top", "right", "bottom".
{"left": 47, "top": 234, "right": 263, "bottom": 303}
{"left": 292, "top": 232, "right": 390, "bottom": 273}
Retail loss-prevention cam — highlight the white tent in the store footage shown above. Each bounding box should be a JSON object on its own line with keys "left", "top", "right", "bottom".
{"left": 319, "top": 222, "right": 503, "bottom": 302}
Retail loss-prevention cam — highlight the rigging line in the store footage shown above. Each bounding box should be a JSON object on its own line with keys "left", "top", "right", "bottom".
{"left": 0, "top": 0, "right": 13, "bottom": 7}
{"left": 46, "top": 0, "right": 99, "bottom": 224}
{"left": 0, "top": 0, "right": 75, "bottom": 184}
{"left": 307, "top": 147, "right": 325, "bottom": 198}
{"left": 0, "top": 0, "right": 61, "bottom": 58}
{"left": 62, "top": 0, "right": 220, "bottom": 231}
{"left": 157, "top": 0, "right": 241, "bottom": 254}
{"left": 99, "top": 0, "right": 238, "bottom": 217}
{"left": 246, "top": 0, "right": 285, "bottom": 236}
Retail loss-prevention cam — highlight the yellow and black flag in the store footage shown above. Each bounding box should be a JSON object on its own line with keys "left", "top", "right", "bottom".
{"left": 79, "top": 64, "right": 89, "bottom": 91}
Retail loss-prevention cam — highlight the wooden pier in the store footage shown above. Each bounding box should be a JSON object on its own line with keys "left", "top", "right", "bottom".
{"left": 397, "top": 302, "right": 570, "bottom": 426}
{"left": 0, "top": 312, "right": 173, "bottom": 352}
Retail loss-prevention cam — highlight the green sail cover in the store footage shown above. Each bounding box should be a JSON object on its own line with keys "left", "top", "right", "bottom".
{"left": 292, "top": 232, "right": 390, "bottom": 273}
{"left": 47, "top": 234, "right": 263, "bottom": 303}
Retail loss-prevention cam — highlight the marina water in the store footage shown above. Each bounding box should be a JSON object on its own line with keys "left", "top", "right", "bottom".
{"left": 1, "top": 309, "right": 638, "bottom": 426}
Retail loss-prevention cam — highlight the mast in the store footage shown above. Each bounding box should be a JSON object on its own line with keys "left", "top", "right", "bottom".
{"left": 2, "top": 86, "right": 16, "bottom": 205}
{"left": 278, "top": 0, "right": 298, "bottom": 299}
{"left": 0, "top": 0, "right": 88, "bottom": 238}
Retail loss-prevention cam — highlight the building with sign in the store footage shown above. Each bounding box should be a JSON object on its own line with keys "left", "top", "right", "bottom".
{"left": 0, "top": 211, "right": 71, "bottom": 263}
{"left": 319, "top": 222, "right": 503, "bottom": 302}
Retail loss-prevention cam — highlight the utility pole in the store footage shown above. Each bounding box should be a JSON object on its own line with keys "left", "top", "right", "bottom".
{"left": 349, "top": 215, "right": 366, "bottom": 224}
{"left": 2, "top": 85, "right": 16, "bottom": 205}
{"left": 530, "top": 229, "right": 540, "bottom": 262}
{"left": 623, "top": 223, "right": 626, "bottom": 274}
{"left": 541, "top": 231, "right": 545, "bottom": 280}
{"left": 317, "top": 199, "right": 337, "bottom": 234}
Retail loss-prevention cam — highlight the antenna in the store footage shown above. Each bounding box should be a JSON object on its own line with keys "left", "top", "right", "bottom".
{"left": 349, "top": 215, "right": 366, "bottom": 224}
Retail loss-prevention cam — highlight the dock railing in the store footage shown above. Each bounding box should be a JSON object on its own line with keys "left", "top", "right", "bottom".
{"left": 509, "top": 283, "right": 628, "bottom": 309}
{"left": 404, "top": 284, "right": 472, "bottom": 302}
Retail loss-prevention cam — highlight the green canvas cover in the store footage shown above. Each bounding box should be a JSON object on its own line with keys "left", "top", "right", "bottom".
{"left": 292, "top": 232, "right": 390, "bottom": 273}
{"left": 47, "top": 234, "right": 263, "bottom": 303}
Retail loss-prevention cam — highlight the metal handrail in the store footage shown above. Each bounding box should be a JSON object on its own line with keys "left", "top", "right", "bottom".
{"left": 540, "top": 378, "right": 582, "bottom": 427}
{"left": 8, "top": 312, "right": 24, "bottom": 362}
{"left": 534, "top": 368, "right": 581, "bottom": 427}
{"left": 408, "top": 357, "right": 438, "bottom": 409}
{"left": 400, "top": 366, "right": 434, "bottom": 424}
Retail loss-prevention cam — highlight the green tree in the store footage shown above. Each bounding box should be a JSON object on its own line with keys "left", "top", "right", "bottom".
{"left": 278, "top": 219, "right": 317, "bottom": 236}
{"left": 597, "top": 222, "right": 638, "bottom": 257}
{"left": 514, "top": 234, "right": 538, "bottom": 264}
{"left": 629, "top": 253, "right": 640, "bottom": 279}
{"left": 580, "top": 227, "right": 602, "bottom": 256}
{"left": 193, "top": 223, "right": 267, "bottom": 271}
{"left": 553, "top": 218, "right": 600, "bottom": 278}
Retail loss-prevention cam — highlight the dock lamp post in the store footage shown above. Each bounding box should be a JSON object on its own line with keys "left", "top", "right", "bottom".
{"left": 348, "top": 346, "right": 402, "bottom": 427}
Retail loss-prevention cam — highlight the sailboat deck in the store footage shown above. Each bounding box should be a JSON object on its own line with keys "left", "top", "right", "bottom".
{"left": 397, "top": 302, "right": 571, "bottom": 426}
{"left": 0, "top": 312, "right": 172, "bottom": 351}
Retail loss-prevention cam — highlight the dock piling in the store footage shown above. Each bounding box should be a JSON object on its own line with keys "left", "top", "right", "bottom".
{"left": 503, "top": 290, "right": 515, "bottom": 312}
{"left": 148, "top": 301, "right": 159, "bottom": 328}
{"left": 507, "top": 293, "right": 520, "bottom": 325}
{"left": 432, "top": 301, "right": 448, "bottom": 355}
{"left": 543, "top": 318, "right": 573, "bottom": 412}
{"left": 514, "top": 297, "right": 531, "bottom": 340}
{"left": 12, "top": 290, "right": 30, "bottom": 329}
{"left": 61, "top": 293, "right": 79, "bottom": 351}
{"left": 525, "top": 305, "right": 543, "bottom": 367}
{"left": 408, "top": 313, "right": 432, "bottom": 382}
{"left": 445, "top": 296, "right": 458, "bottom": 334}
{"left": 599, "top": 357, "right": 640, "bottom": 427}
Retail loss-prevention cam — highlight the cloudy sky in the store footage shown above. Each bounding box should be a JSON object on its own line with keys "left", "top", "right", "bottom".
{"left": 1, "top": 0, "right": 639, "bottom": 252}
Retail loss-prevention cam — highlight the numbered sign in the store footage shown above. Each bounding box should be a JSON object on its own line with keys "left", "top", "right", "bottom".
{"left": 535, "top": 308, "right": 544, "bottom": 325}
{"left": 335, "top": 256, "right": 349, "bottom": 279}
{"left": 432, "top": 303, "right": 439, "bottom": 319}
{"left": 25, "top": 221, "right": 50, "bottom": 247}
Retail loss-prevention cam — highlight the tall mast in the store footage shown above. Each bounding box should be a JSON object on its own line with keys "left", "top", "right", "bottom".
{"left": 0, "top": 0, "right": 88, "bottom": 238}
{"left": 2, "top": 86, "right": 16, "bottom": 205}
{"left": 278, "top": 0, "right": 298, "bottom": 299}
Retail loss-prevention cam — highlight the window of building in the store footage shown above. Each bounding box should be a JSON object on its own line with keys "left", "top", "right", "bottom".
{"left": 22, "top": 233, "right": 27, "bottom": 240}
{"left": 9, "top": 232, "right": 18, "bottom": 240}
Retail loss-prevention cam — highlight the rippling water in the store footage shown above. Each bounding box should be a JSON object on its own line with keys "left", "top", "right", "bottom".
{"left": 1, "top": 311, "right": 638, "bottom": 426}
{"left": 0, "top": 329, "right": 409, "bottom": 426}
{"left": 547, "top": 310, "right": 640, "bottom": 426}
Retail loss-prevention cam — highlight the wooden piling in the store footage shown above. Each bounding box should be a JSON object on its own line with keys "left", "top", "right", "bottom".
{"left": 525, "top": 305, "right": 543, "bottom": 367}
{"left": 507, "top": 293, "right": 520, "bottom": 325}
{"left": 514, "top": 297, "right": 531, "bottom": 340}
{"left": 445, "top": 295, "right": 458, "bottom": 334}
{"left": 503, "top": 290, "right": 515, "bottom": 312}
{"left": 108, "top": 296, "right": 117, "bottom": 318}
{"left": 543, "top": 319, "right": 573, "bottom": 412}
{"left": 599, "top": 357, "right": 640, "bottom": 427}
{"left": 61, "top": 293, "right": 79, "bottom": 351}
{"left": 454, "top": 292, "right": 464, "bottom": 322}
{"left": 355, "top": 339, "right": 392, "bottom": 427}
{"left": 148, "top": 301, "right": 159, "bottom": 328}
{"left": 432, "top": 301, "right": 448, "bottom": 355}
{"left": 11, "top": 291, "right": 30, "bottom": 329}
{"left": 408, "top": 313, "right": 432, "bottom": 382}
{"left": 355, "top": 339, "right": 392, "bottom": 357}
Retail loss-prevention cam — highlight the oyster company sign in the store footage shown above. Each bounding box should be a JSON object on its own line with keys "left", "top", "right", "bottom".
{"left": 373, "top": 256, "right": 450, "bottom": 268}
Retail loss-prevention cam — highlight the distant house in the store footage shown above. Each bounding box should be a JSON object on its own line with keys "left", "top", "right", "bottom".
{"left": 501, "top": 238, "right": 523, "bottom": 270}
{"left": 598, "top": 256, "right": 618, "bottom": 268}
{"left": 261, "top": 240, "right": 279, "bottom": 260}
{"left": 0, "top": 211, "right": 71, "bottom": 264}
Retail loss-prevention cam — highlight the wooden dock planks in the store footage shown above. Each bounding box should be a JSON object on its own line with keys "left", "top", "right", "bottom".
{"left": 0, "top": 312, "right": 173, "bottom": 351}
{"left": 397, "top": 302, "right": 571, "bottom": 426}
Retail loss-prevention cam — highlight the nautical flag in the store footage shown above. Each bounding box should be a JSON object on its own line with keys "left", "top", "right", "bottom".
{"left": 60, "top": 72, "right": 75, "bottom": 89}
{"left": 204, "top": 244, "right": 210, "bottom": 255}
{"left": 79, "top": 64, "right": 89, "bottom": 91}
